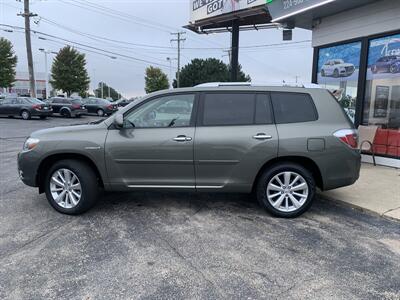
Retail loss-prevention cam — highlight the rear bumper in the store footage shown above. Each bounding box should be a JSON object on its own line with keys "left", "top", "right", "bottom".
{"left": 321, "top": 149, "right": 361, "bottom": 191}
{"left": 31, "top": 109, "right": 53, "bottom": 117}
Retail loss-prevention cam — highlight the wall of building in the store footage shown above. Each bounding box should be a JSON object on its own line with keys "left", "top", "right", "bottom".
{"left": 312, "top": 0, "right": 400, "bottom": 47}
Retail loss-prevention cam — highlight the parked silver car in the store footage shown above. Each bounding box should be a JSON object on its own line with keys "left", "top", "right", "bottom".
{"left": 18, "top": 83, "right": 361, "bottom": 218}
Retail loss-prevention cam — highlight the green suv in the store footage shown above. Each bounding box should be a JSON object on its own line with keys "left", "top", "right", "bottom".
{"left": 18, "top": 83, "right": 361, "bottom": 218}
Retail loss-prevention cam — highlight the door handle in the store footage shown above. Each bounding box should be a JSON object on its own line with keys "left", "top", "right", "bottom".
{"left": 173, "top": 135, "right": 192, "bottom": 142}
{"left": 253, "top": 133, "right": 272, "bottom": 140}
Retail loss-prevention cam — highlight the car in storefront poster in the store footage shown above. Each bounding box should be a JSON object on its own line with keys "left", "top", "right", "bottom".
{"left": 320, "top": 59, "right": 355, "bottom": 78}
{"left": 368, "top": 34, "right": 400, "bottom": 78}
{"left": 371, "top": 55, "right": 400, "bottom": 74}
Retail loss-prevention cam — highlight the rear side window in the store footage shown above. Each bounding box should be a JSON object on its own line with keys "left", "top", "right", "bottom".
{"left": 202, "top": 93, "right": 255, "bottom": 126}
{"left": 271, "top": 92, "right": 317, "bottom": 124}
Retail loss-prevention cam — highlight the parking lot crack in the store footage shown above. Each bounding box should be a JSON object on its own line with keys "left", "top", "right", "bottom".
{"left": 142, "top": 219, "right": 224, "bottom": 297}
{"left": 0, "top": 219, "right": 77, "bottom": 261}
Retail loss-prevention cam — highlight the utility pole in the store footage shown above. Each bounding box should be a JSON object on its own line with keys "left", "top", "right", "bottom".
{"left": 171, "top": 32, "right": 186, "bottom": 88}
{"left": 231, "top": 19, "right": 240, "bottom": 82}
{"left": 19, "top": 0, "right": 37, "bottom": 97}
{"left": 222, "top": 49, "right": 232, "bottom": 64}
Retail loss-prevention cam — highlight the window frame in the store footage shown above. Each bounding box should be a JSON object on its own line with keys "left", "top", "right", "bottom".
{"left": 197, "top": 91, "right": 274, "bottom": 127}
{"left": 112, "top": 92, "right": 199, "bottom": 130}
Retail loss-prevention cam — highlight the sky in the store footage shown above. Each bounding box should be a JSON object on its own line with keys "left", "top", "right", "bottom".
{"left": 0, "top": 0, "right": 313, "bottom": 98}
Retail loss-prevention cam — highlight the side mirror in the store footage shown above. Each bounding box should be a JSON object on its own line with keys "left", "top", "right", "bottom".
{"left": 114, "top": 113, "right": 124, "bottom": 128}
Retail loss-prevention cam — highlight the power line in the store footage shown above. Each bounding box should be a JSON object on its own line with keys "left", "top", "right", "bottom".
{"left": 37, "top": 17, "right": 173, "bottom": 63}
{"left": 0, "top": 24, "right": 174, "bottom": 69}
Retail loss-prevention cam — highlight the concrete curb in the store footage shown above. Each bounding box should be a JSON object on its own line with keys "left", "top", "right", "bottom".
{"left": 317, "top": 192, "right": 400, "bottom": 223}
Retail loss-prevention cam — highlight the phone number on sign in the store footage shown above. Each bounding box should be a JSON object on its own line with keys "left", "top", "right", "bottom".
{"left": 283, "top": 0, "right": 311, "bottom": 10}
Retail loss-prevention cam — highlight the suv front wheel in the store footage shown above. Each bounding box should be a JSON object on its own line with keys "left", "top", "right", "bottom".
{"left": 44, "top": 159, "right": 99, "bottom": 215}
{"left": 256, "top": 163, "right": 315, "bottom": 218}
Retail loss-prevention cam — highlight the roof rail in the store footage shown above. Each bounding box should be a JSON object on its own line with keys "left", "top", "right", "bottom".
{"left": 194, "top": 82, "right": 322, "bottom": 89}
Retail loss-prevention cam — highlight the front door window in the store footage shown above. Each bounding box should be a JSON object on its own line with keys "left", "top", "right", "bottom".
{"left": 124, "top": 94, "right": 195, "bottom": 128}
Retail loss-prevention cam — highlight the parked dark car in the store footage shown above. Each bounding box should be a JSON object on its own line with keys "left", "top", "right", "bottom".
{"left": 47, "top": 97, "right": 87, "bottom": 118}
{"left": 371, "top": 55, "right": 400, "bottom": 74}
{"left": 82, "top": 98, "right": 118, "bottom": 116}
{"left": 115, "top": 98, "right": 133, "bottom": 107}
{"left": 0, "top": 97, "right": 52, "bottom": 120}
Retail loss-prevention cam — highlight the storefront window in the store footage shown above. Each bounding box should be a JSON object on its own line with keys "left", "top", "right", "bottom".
{"left": 317, "top": 42, "right": 362, "bottom": 123}
{"left": 363, "top": 33, "right": 400, "bottom": 159}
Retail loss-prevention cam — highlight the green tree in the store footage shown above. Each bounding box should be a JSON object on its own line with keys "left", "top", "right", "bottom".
{"left": 173, "top": 58, "right": 251, "bottom": 88}
{"left": 50, "top": 46, "right": 90, "bottom": 96}
{"left": 94, "top": 82, "right": 121, "bottom": 100}
{"left": 0, "top": 38, "right": 18, "bottom": 90}
{"left": 145, "top": 66, "right": 169, "bottom": 94}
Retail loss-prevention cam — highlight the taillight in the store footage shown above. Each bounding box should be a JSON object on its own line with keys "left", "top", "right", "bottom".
{"left": 32, "top": 104, "right": 41, "bottom": 110}
{"left": 334, "top": 129, "right": 358, "bottom": 149}
{"left": 72, "top": 104, "right": 80, "bottom": 109}
{"left": 107, "top": 104, "right": 113, "bottom": 109}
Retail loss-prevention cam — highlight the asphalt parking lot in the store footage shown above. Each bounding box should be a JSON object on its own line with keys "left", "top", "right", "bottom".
{"left": 0, "top": 116, "right": 399, "bottom": 300}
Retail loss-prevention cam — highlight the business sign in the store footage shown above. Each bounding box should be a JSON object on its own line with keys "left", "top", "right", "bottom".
{"left": 190, "top": 0, "right": 266, "bottom": 23}
{"left": 267, "top": 0, "right": 335, "bottom": 22}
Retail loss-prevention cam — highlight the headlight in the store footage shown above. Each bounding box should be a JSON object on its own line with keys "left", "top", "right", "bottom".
{"left": 23, "top": 137, "right": 40, "bottom": 151}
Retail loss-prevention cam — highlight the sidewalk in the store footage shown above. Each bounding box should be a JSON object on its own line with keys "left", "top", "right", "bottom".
{"left": 319, "top": 163, "right": 400, "bottom": 221}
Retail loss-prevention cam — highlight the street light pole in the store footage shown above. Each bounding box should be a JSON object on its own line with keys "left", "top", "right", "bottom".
{"left": 39, "top": 48, "right": 57, "bottom": 99}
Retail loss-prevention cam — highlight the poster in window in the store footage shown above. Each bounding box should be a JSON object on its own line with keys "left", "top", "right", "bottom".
{"left": 367, "top": 33, "right": 400, "bottom": 80}
{"left": 317, "top": 42, "right": 361, "bottom": 83}
{"left": 374, "top": 86, "right": 389, "bottom": 118}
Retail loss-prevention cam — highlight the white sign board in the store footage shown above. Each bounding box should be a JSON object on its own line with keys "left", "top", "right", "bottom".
{"left": 190, "top": 0, "right": 266, "bottom": 23}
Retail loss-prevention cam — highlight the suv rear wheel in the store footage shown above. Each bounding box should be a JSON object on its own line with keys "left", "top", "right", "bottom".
{"left": 256, "top": 162, "right": 315, "bottom": 218}
{"left": 44, "top": 159, "right": 99, "bottom": 215}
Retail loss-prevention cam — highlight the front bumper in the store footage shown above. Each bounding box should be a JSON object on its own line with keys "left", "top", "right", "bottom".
{"left": 71, "top": 109, "right": 88, "bottom": 116}
{"left": 17, "top": 150, "right": 40, "bottom": 187}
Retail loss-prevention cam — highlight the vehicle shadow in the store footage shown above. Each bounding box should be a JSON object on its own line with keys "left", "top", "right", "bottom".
{"left": 87, "top": 190, "right": 300, "bottom": 222}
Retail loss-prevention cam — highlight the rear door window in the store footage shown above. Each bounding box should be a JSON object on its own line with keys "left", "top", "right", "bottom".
{"left": 255, "top": 94, "right": 273, "bottom": 124}
{"left": 202, "top": 93, "right": 255, "bottom": 126}
{"left": 271, "top": 92, "right": 318, "bottom": 124}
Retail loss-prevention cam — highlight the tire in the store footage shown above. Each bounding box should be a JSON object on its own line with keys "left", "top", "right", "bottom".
{"left": 61, "top": 109, "right": 71, "bottom": 118}
{"left": 21, "top": 110, "right": 31, "bottom": 120}
{"left": 44, "top": 159, "right": 100, "bottom": 215}
{"left": 97, "top": 109, "right": 105, "bottom": 117}
{"left": 333, "top": 69, "right": 339, "bottom": 78}
{"left": 371, "top": 65, "right": 378, "bottom": 74}
{"left": 321, "top": 69, "right": 325, "bottom": 77}
{"left": 75, "top": 114, "right": 82, "bottom": 118}
{"left": 256, "top": 162, "right": 315, "bottom": 218}
{"left": 390, "top": 64, "right": 398, "bottom": 74}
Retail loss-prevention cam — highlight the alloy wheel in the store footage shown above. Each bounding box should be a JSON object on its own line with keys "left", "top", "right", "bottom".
{"left": 21, "top": 111, "right": 30, "bottom": 120}
{"left": 266, "top": 171, "right": 309, "bottom": 213}
{"left": 50, "top": 168, "right": 82, "bottom": 209}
